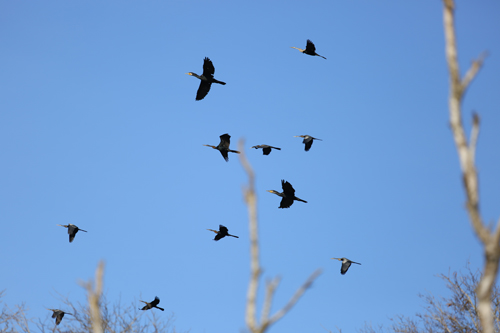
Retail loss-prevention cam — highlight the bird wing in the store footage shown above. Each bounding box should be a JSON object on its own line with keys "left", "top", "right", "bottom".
{"left": 279, "top": 197, "right": 294, "bottom": 209}
{"left": 341, "top": 261, "right": 352, "bottom": 275}
{"left": 281, "top": 180, "right": 296, "bottom": 196}
{"left": 67, "top": 225, "right": 76, "bottom": 235}
{"left": 219, "top": 225, "right": 228, "bottom": 234}
{"left": 151, "top": 297, "right": 160, "bottom": 306}
{"left": 196, "top": 81, "right": 212, "bottom": 101}
{"left": 56, "top": 312, "right": 64, "bottom": 325}
{"left": 304, "top": 140, "right": 313, "bottom": 151}
{"left": 262, "top": 147, "right": 271, "bottom": 155}
{"left": 219, "top": 149, "right": 229, "bottom": 162}
{"left": 219, "top": 134, "right": 231, "bottom": 149}
{"left": 305, "top": 40, "right": 316, "bottom": 53}
{"left": 68, "top": 225, "right": 77, "bottom": 242}
{"left": 202, "top": 57, "right": 215, "bottom": 77}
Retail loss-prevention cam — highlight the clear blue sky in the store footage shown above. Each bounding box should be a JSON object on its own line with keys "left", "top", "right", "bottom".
{"left": 1, "top": 1, "right": 499, "bottom": 332}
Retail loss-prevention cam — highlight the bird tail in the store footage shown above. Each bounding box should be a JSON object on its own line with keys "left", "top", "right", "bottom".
{"left": 228, "top": 149, "right": 240, "bottom": 154}
{"left": 295, "top": 197, "right": 308, "bottom": 203}
{"left": 156, "top": 306, "right": 165, "bottom": 311}
{"left": 213, "top": 79, "right": 226, "bottom": 85}
{"left": 318, "top": 54, "right": 327, "bottom": 59}
{"left": 228, "top": 234, "right": 239, "bottom": 238}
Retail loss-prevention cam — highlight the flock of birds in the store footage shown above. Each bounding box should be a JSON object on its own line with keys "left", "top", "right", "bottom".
{"left": 47, "top": 39, "right": 360, "bottom": 326}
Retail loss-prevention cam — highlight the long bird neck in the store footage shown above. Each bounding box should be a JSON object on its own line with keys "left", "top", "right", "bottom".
{"left": 291, "top": 47, "right": 304, "bottom": 52}
{"left": 191, "top": 73, "right": 207, "bottom": 80}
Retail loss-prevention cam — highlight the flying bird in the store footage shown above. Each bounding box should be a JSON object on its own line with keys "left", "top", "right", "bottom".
{"left": 331, "top": 257, "right": 361, "bottom": 275}
{"left": 291, "top": 40, "right": 326, "bottom": 59}
{"left": 186, "top": 57, "right": 226, "bottom": 101}
{"left": 204, "top": 134, "right": 240, "bottom": 162}
{"left": 57, "top": 224, "right": 87, "bottom": 243}
{"left": 294, "top": 135, "right": 322, "bottom": 151}
{"left": 251, "top": 144, "right": 281, "bottom": 155}
{"left": 139, "top": 296, "right": 164, "bottom": 311}
{"left": 46, "top": 308, "right": 73, "bottom": 326}
{"left": 267, "top": 180, "right": 307, "bottom": 209}
{"left": 207, "top": 225, "right": 239, "bottom": 241}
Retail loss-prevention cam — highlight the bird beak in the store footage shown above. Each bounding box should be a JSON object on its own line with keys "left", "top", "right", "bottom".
{"left": 331, "top": 258, "right": 340, "bottom": 261}
{"left": 185, "top": 73, "right": 192, "bottom": 75}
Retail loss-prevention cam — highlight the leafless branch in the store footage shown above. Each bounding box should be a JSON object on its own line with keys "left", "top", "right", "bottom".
{"left": 239, "top": 139, "right": 322, "bottom": 333}
{"left": 443, "top": 2, "right": 499, "bottom": 332}
{"left": 80, "top": 261, "right": 105, "bottom": 333}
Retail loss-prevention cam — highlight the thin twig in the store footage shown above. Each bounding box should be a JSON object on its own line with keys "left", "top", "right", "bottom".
{"left": 267, "top": 269, "right": 322, "bottom": 327}
{"left": 469, "top": 113, "right": 480, "bottom": 162}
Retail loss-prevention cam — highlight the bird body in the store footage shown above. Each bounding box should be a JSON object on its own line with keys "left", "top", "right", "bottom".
{"left": 294, "top": 135, "right": 322, "bottom": 151}
{"left": 47, "top": 308, "right": 72, "bottom": 325}
{"left": 204, "top": 133, "right": 240, "bottom": 162}
{"left": 268, "top": 180, "right": 307, "bottom": 209}
{"left": 140, "top": 296, "right": 164, "bottom": 311}
{"left": 331, "top": 257, "right": 361, "bottom": 275}
{"left": 207, "top": 225, "right": 239, "bottom": 241}
{"left": 57, "top": 224, "right": 87, "bottom": 243}
{"left": 186, "top": 57, "right": 226, "bottom": 100}
{"left": 291, "top": 40, "right": 326, "bottom": 59}
{"left": 251, "top": 144, "right": 281, "bottom": 155}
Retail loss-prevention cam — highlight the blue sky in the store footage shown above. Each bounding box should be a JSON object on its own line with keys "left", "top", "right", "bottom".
{"left": 1, "top": 1, "right": 499, "bottom": 332}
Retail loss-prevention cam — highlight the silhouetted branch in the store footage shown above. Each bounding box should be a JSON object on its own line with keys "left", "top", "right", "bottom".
{"left": 239, "top": 140, "right": 322, "bottom": 333}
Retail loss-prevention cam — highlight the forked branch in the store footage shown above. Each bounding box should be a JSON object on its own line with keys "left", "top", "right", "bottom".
{"left": 239, "top": 140, "right": 321, "bottom": 333}
{"left": 442, "top": 1, "right": 500, "bottom": 332}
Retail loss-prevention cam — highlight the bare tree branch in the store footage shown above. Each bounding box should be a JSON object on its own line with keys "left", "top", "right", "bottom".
{"left": 239, "top": 140, "right": 322, "bottom": 333}
{"left": 80, "top": 261, "right": 105, "bottom": 333}
{"left": 267, "top": 269, "right": 322, "bottom": 327}
{"left": 442, "top": 1, "right": 500, "bottom": 332}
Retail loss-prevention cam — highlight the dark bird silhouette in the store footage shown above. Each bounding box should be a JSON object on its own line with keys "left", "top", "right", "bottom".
{"left": 57, "top": 224, "right": 87, "bottom": 243}
{"left": 294, "top": 135, "right": 322, "bottom": 151}
{"left": 291, "top": 40, "right": 326, "bottom": 59}
{"left": 331, "top": 257, "right": 361, "bottom": 275}
{"left": 186, "top": 57, "right": 226, "bottom": 100}
{"left": 46, "top": 308, "right": 73, "bottom": 325}
{"left": 139, "top": 296, "right": 164, "bottom": 311}
{"left": 251, "top": 144, "right": 281, "bottom": 155}
{"left": 267, "top": 180, "right": 307, "bottom": 209}
{"left": 207, "top": 225, "right": 239, "bottom": 241}
{"left": 204, "top": 134, "right": 240, "bottom": 162}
